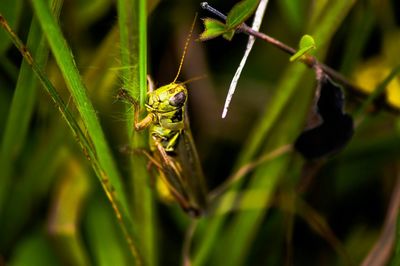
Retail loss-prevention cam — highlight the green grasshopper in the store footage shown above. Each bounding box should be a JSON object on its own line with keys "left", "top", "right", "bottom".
{"left": 119, "top": 18, "right": 207, "bottom": 217}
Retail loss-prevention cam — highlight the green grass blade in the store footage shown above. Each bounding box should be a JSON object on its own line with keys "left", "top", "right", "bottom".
{"left": 0, "top": 0, "right": 62, "bottom": 218}
{"left": 0, "top": 0, "right": 22, "bottom": 54}
{"left": 0, "top": 53, "right": 18, "bottom": 80}
{"left": 0, "top": 5, "right": 142, "bottom": 263}
{"left": 29, "top": 0, "right": 142, "bottom": 260}
{"left": 47, "top": 158, "right": 91, "bottom": 266}
{"left": 85, "top": 195, "right": 133, "bottom": 266}
{"left": 390, "top": 212, "right": 400, "bottom": 265}
{"left": 117, "top": 0, "right": 156, "bottom": 265}
{"left": 0, "top": 126, "right": 67, "bottom": 247}
{"left": 9, "top": 230, "right": 59, "bottom": 266}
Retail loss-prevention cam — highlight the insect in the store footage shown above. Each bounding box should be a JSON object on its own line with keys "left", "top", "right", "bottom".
{"left": 118, "top": 17, "right": 208, "bottom": 217}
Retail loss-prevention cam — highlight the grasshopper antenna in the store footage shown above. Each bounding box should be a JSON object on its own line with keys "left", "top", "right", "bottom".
{"left": 180, "top": 74, "right": 207, "bottom": 86}
{"left": 173, "top": 13, "right": 198, "bottom": 83}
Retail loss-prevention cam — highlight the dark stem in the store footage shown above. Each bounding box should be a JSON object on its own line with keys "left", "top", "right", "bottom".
{"left": 200, "top": 2, "right": 399, "bottom": 114}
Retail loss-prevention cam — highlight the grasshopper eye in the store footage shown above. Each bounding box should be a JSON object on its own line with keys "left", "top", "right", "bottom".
{"left": 169, "top": 91, "right": 186, "bottom": 107}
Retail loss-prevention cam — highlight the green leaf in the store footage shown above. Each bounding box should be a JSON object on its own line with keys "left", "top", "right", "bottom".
{"left": 85, "top": 196, "right": 133, "bottom": 266}
{"left": 390, "top": 212, "right": 400, "bottom": 265}
{"left": 299, "top": 34, "right": 316, "bottom": 50}
{"left": 222, "top": 29, "right": 236, "bottom": 41}
{"left": 289, "top": 34, "right": 316, "bottom": 62}
{"left": 117, "top": 0, "right": 156, "bottom": 265}
{"left": 199, "top": 18, "right": 228, "bottom": 41}
{"left": 0, "top": 0, "right": 62, "bottom": 215}
{"left": 9, "top": 230, "right": 59, "bottom": 266}
{"left": 226, "top": 0, "right": 260, "bottom": 30}
{"left": 0, "top": 0, "right": 22, "bottom": 55}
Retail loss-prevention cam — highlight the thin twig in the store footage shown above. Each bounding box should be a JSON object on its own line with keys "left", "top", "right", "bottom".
{"left": 361, "top": 167, "right": 400, "bottom": 266}
{"left": 200, "top": 2, "right": 399, "bottom": 114}
{"left": 209, "top": 144, "right": 292, "bottom": 201}
{"left": 182, "top": 220, "right": 199, "bottom": 266}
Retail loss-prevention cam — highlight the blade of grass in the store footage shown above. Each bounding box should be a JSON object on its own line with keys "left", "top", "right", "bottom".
{"left": 0, "top": 0, "right": 62, "bottom": 219}
{"left": 0, "top": 0, "right": 22, "bottom": 55}
{"left": 361, "top": 170, "right": 400, "bottom": 266}
{"left": 0, "top": 54, "right": 18, "bottom": 80}
{"left": 8, "top": 230, "right": 59, "bottom": 266}
{"left": 0, "top": 124, "right": 67, "bottom": 248}
{"left": 29, "top": 0, "right": 143, "bottom": 261}
{"left": 85, "top": 194, "right": 134, "bottom": 266}
{"left": 117, "top": 0, "right": 156, "bottom": 265}
{"left": 339, "top": 3, "right": 375, "bottom": 75}
{"left": 390, "top": 212, "right": 400, "bottom": 265}
{"left": 47, "top": 158, "right": 91, "bottom": 266}
{"left": 0, "top": 10, "right": 142, "bottom": 264}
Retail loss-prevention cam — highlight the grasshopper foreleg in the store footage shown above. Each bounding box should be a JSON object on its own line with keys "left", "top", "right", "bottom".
{"left": 117, "top": 88, "right": 155, "bottom": 131}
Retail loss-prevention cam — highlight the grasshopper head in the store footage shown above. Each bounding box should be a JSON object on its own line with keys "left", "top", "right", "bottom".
{"left": 147, "top": 83, "right": 187, "bottom": 112}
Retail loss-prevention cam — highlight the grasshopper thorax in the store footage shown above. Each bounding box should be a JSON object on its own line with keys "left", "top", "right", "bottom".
{"left": 146, "top": 82, "right": 188, "bottom": 113}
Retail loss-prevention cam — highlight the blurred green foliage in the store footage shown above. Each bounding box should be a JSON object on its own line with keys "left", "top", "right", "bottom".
{"left": 0, "top": 0, "right": 400, "bottom": 265}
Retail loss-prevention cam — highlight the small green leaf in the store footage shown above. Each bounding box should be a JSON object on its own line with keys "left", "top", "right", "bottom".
{"left": 299, "top": 34, "right": 316, "bottom": 50}
{"left": 226, "top": 0, "right": 261, "bottom": 30}
{"left": 222, "top": 29, "right": 235, "bottom": 41}
{"left": 289, "top": 34, "right": 316, "bottom": 62}
{"left": 199, "top": 18, "right": 228, "bottom": 41}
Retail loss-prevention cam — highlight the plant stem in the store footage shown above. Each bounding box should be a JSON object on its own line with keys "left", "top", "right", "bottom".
{"left": 200, "top": 2, "right": 399, "bottom": 114}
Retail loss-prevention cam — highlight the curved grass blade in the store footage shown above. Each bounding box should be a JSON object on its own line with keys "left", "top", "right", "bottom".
{"left": 117, "top": 0, "right": 156, "bottom": 265}
{"left": 0, "top": 0, "right": 62, "bottom": 220}
{"left": 0, "top": 0, "right": 22, "bottom": 55}
{"left": 0, "top": 12, "right": 142, "bottom": 264}
{"left": 47, "top": 158, "right": 91, "bottom": 266}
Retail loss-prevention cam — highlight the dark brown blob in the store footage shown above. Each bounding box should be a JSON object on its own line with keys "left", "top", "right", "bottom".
{"left": 295, "top": 76, "right": 354, "bottom": 160}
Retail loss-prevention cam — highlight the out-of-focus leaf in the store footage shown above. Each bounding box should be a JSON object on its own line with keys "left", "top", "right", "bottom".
{"left": 277, "top": 0, "right": 306, "bottom": 31}
{"left": 47, "top": 158, "right": 91, "bottom": 266}
{"left": 117, "top": 0, "right": 155, "bottom": 264}
{"left": 226, "top": 0, "right": 260, "bottom": 30}
{"left": 0, "top": 0, "right": 22, "bottom": 55}
{"left": 9, "top": 230, "right": 59, "bottom": 266}
{"left": 0, "top": 0, "right": 62, "bottom": 219}
{"left": 289, "top": 34, "right": 316, "bottom": 62}
{"left": 353, "top": 58, "right": 400, "bottom": 110}
{"left": 390, "top": 213, "right": 400, "bottom": 265}
{"left": 199, "top": 18, "right": 227, "bottom": 41}
{"left": 222, "top": 29, "right": 235, "bottom": 41}
{"left": 307, "top": 0, "right": 329, "bottom": 31}
{"left": 85, "top": 196, "right": 133, "bottom": 266}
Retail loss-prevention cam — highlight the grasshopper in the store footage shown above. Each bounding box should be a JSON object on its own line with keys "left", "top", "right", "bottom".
{"left": 119, "top": 17, "right": 207, "bottom": 217}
